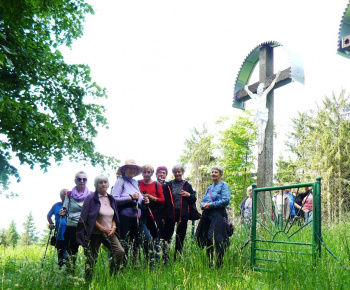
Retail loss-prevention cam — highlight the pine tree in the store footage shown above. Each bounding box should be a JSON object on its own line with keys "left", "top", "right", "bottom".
{"left": 5, "top": 220, "right": 19, "bottom": 247}
{"left": 21, "top": 212, "right": 38, "bottom": 246}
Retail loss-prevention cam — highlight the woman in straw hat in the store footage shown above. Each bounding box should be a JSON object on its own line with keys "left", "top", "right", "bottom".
{"left": 111, "top": 159, "right": 154, "bottom": 267}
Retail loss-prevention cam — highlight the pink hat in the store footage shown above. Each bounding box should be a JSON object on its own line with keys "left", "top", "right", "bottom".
{"left": 119, "top": 159, "right": 142, "bottom": 176}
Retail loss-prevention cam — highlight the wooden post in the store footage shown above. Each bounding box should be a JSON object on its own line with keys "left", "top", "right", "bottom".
{"left": 258, "top": 46, "right": 274, "bottom": 214}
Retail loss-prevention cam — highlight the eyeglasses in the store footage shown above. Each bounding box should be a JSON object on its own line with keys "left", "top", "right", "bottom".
{"left": 76, "top": 178, "right": 87, "bottom": 182}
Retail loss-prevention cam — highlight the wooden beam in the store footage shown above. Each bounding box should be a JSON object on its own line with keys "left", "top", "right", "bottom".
{"left": 235, "top": 67, "right": 292, "bottom": 102}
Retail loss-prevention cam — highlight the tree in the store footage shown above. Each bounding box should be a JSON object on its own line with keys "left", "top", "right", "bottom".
{"left": 217, "top": 114, "right": 257, "bottom": 214}
{"left": 0, "top": 1, "right": 117, "bottom": 193}
{"left": 280, "top": 91, "right": 350, "bottom": 222}
{"left": 275, "top": 155, "right": 299, "bottom": 184}
{"left": 21, "top": 212, "right": 37, "bottom": 246}
{"left": 5, "top": 220, "right": 19, "bottom": 247}
{"left": 0, "top": 228, "right": 7, "bottom": 247}
{"left": 180, "top": 124, "right": 216, "bottom": 202}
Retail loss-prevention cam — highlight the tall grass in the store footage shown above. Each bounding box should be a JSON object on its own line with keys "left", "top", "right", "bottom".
{"left": 1, "top": 223, "right": 350, "bottom": 289}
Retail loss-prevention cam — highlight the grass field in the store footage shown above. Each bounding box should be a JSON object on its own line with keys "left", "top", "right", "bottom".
{"left": 1, "top": 223, "right": 350, "bottom": 289}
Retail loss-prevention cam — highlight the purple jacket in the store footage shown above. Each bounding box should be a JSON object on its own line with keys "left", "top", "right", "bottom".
{"left": 76, "top": 191, "right": 120, "bottom": 247}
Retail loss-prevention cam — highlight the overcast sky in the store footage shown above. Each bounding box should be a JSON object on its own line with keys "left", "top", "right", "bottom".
{"left": 2, "top": 0, "right": 350, "bottom": 234}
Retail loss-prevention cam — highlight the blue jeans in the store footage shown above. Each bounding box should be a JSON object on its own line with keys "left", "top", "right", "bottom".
{"left": 304, "top": 211, "right": 313, "bottom": 226}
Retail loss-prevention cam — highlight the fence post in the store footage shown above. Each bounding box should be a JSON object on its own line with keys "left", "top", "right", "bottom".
{"left": 251, "top": 183, "right": 257, "bottom": 268}
{"left": 315, "top": 177, "right": 322, "bottom": 259}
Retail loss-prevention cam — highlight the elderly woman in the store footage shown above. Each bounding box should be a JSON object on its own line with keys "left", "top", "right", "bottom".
{"left": 272, "top": 186, "right": 290, "bottom": 228}
{"left": 111, "top": 159, "right": 153, "bottom": 265}
{"left": 47, "top": 188, "right": 68, "bottom": 268}
{"left": 139, "top": 165, "right": 165, "bottom": 255}
{"left": 195, "top": 165, "right": 231, "bottom": 267}
{"left": 60, "top": 171, "right": 92, "bottom": 273}
{"left": 77, "top": 174, "right": 124, "bottom": 280}
{"left": 240, "top": 185, "right": 253, "bottom": 228}
{"left": 163, "top": 164, "right": 196, "bottom": 262}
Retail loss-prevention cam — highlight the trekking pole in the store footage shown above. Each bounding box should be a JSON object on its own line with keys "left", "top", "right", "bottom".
{"left": 51, "top": 216, "right": 64, "bottom": 270}
{"left": 41, "top": 228, "right": 53, "bottom": 269}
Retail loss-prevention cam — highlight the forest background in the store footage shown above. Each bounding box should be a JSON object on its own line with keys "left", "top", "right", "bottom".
{"left": 1, "top": 0, "right": 350, "bottom": 242}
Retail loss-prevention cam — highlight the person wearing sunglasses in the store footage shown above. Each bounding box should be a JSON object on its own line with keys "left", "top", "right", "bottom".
{"left": 60, "top": 171, "right": 92, "bottom": 274}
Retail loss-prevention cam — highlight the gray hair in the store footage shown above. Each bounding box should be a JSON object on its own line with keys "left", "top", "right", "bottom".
{"left": 60, "top": 188, "right": 68, "bottom": 199}
{"left": 75, "top": 171, "right": 87, "bottom": 179}
{"left": 246, "top": 185, "right": 252, "bottom": 196}
{"left": 94, "top": 174, "right": 109, "bottom": 189}
{"left": 172, "top": 164, "right": 185, "bottom": 174}
{"left": 211, "top": 165, "right": 224, "bottom": 176}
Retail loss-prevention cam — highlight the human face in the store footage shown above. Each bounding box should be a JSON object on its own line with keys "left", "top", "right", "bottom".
{"left": 97, "top": 180, "right": 109, "bottom": 195}
{"left": 125, "top": 167, "right": 137, "bottom": 178}
{"left": 173, "top": 169, "right": 183, "bottom": 181}
{"left": 248, "top": 188, "right": 252, "bottom": 198}
{"left": 210, "top": 169, "right": 222, "bottom": 184}
{"left": 257, "top": 83, "right": 264, "bottom": 94}
{"left": 156, "top": 170, "right": 167, "bottom": 182}
{"left": 75, "top": 173, "right": 87, "bottom": 192}
{"left": 142, "top": 168, "right": 153, "bottom": 182}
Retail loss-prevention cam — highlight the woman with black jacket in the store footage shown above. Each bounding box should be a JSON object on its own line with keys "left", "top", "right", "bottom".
{"left": 163, "top": 164, "right": 196, "bottom": 262}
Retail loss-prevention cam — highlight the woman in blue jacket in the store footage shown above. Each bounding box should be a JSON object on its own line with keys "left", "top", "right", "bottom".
{"left": 195, "top": 165, "right": 230, "bottom": 267}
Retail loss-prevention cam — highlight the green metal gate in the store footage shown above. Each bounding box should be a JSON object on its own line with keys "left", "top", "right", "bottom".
{"left": 251, "top": 177, "right": 322, "bottom": 271}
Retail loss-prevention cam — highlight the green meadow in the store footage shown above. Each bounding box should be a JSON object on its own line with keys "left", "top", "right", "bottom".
{"left": 1, "top": 224, "right": 350, "bottom": 289}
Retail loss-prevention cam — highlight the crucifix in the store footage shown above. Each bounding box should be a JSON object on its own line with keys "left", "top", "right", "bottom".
{"left": 233, "top": 42, "right": 304, "bottom": 191}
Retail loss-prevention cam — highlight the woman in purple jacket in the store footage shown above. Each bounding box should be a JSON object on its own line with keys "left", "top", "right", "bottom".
{"left": 77, "top": 174, "right": 124, "bottom": 280}
{"left": 112, "top": 159, "right": 153, "bottom": 266}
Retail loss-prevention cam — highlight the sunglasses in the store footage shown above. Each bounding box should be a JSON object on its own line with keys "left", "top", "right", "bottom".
{"left": 76, "top": 178, "right": 87, "bottom": 182}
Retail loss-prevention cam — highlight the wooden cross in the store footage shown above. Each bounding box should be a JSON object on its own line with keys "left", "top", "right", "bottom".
{"left": 235, "top": 45, "right": 293, "bottom": 190}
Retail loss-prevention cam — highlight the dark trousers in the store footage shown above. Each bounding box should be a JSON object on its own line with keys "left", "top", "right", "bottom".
{"left": 64, "top": 226, "right": 80, "bottom": 272}
{"left": 56, "top": 240, "right": 68, "bottom": 268}
{"left": 163, "top": 213, "right": 188, "bottom": 261}
{"left": 84, "top": 233, "right": 125, "bottom": 280}
{"left": 195, "top": 209, "right": 229, "bottom": 268}
{"left": 119, "top": 214, "right": 153, "bottom": 265}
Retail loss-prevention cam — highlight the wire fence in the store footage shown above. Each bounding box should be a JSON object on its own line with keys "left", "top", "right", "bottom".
{"left": 322, "top": 178, "right": 350, "bottom": 224}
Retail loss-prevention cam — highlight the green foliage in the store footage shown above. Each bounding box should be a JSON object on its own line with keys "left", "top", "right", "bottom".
{"left": 180, "top": 124, "right": 216, "bottom": 200}
{"left": 274, "top": 155, "right": 299, "bottom": 184}
{"left": 217, "top": 113, "right": 257, "bottom": 213}
{"left": 277, "top": 91, "right": 350, "bottom": 222}
{"left": 21, "top": 212, "right": 37, "bottom": 246}
{"left": 5, "top": 220, "right": 19, "bottom": 247}
{"left": 1, "top": 224, "right": 350, "bottom": 288}
{"left": 179, "top": 113, "right": 257, "bottom": 213}
{"left": 0, "top": 0, "right": 117, "bottom": 193}
{"left": 0, "top": 228, "right": 7, "bottom": 247}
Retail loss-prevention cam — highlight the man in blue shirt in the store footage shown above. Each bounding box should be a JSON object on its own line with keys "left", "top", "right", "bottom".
{"left": 284, "top": 183, "right": 295, "bottom": 220}
{"left": 47, "top": 188, "right": 68, "bottom": 268}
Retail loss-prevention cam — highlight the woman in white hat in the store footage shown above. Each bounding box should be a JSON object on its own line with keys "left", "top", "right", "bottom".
{"left": 111, "top": 159, "right": 153, "bottom": 266}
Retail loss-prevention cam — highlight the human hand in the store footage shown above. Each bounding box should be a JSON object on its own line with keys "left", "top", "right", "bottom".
{"left": 132, "top": 192, "right": 139, "bottom": 200}
{"left": 107, "top": 227, "right": 116, "bottom": 237}
{"left": 180, "top": 190, "right": 190, "bottom": 197}
{"left": 59, "top": 208, "right": 67, "bottom": 217}
{"left": 202, "top": 203, "right": 210, "bottom": 210}
{"left": 143, "top": 197, "right": 150, "bottom": 205}
{"left": 49, "top": 224, "right": 55, "bottom": 230}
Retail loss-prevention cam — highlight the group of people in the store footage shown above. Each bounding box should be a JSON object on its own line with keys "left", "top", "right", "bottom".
{"left": 240, "top": 183, "right": 314, "bottom": 228}
{"left": 47, "top": 160, "right": 231, "bottom": 280}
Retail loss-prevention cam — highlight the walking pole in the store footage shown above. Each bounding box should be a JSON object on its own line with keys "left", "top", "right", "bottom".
{"left": 51, "top": 216, "right": 64, "bottom": 270}
{"left": 41, "top": 228, "right": 53, "bottom": 269}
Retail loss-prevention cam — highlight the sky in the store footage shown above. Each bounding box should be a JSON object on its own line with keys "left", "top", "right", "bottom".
{"left": 1, "top": 0, "right": 350, "bottom": 234}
